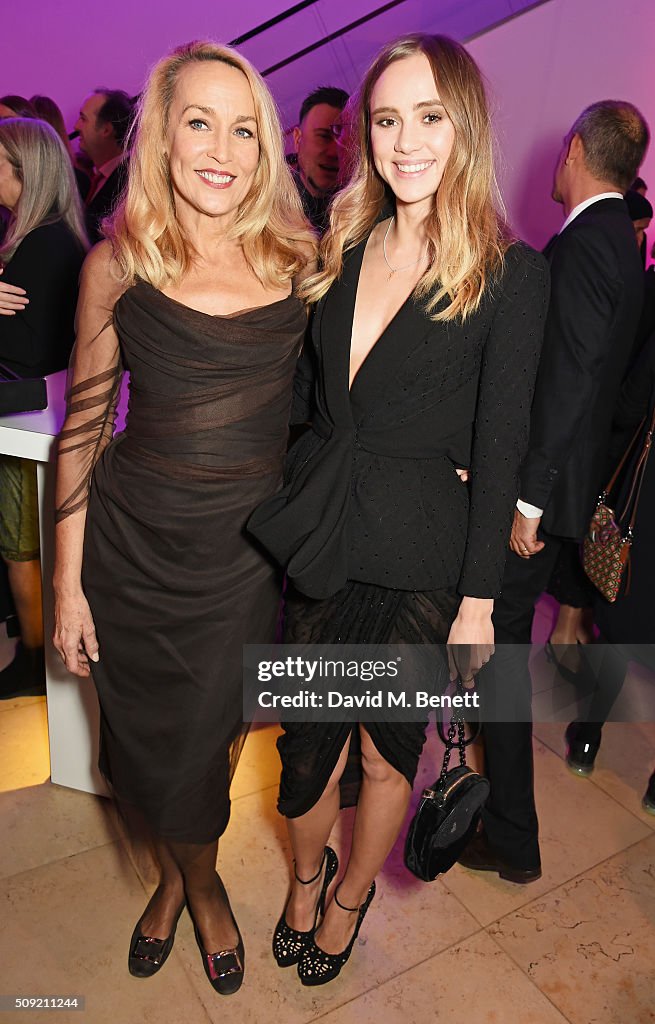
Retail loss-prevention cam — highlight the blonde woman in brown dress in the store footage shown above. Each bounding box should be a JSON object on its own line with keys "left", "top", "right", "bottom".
{"left": 53, "top": 41, "right": 314, "bottom": 995}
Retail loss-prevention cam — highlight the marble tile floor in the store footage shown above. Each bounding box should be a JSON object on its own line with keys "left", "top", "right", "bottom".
{"left": 1, "top": 697, "right": 655, "bottom": 1024}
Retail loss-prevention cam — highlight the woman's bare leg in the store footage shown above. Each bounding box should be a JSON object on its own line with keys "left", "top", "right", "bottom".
{"left": 284, "top": 737, "right": 351, "bottom": 931}
{"left": 577, "top": 606, "right": 596, "bottom": 644}
{"left": 4, "top": 557, "right": 43, "bottom": 649}
{"left": 314, "top": 726, "right": 411, "bottom": 954}
{"left": 550, "top": 604, "right": 596, "bottom": 672}
{"left": 550, "top": 604, "right": 595, "bottom": 645}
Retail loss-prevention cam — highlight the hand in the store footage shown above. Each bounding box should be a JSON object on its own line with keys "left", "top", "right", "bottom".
{"left": 455, "top": 468, "right": 469, "bottom": 483}
{"left": 0, "top": 268, "right": 29, "bottom": 315}
{"left": 53, "top": 588, "right": 100, "bottom": 677}
{"left": 509, "top": 508, "right": 545, "bottom": 559}
{"left": 446, "top": 598, "right": 495, "bottom": 686}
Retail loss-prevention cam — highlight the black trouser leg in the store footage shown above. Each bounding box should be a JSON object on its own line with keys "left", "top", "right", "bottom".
{"left": 572, "top": 642, "right": 629, "bottom": 745}
{"left": 478, "top": 643, "right": 540, "bottom": 868}
{"left": 480, "top": 536, "right": 563, "bottom": 869}
{"left": 493, "top": 538, "right": 563, "bottom": 644}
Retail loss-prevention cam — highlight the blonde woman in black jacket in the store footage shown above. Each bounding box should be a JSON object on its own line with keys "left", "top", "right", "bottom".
{"left": 250, "top": 32, "right": 549, "bottom": 986}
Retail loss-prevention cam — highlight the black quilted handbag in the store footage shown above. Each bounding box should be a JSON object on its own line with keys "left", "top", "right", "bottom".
{"left": 404, "top": 687, "right": 490, "bottom": 882}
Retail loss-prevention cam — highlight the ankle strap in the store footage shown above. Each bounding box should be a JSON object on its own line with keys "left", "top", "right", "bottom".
{"left": 334, "top": 883, "right": 360, "bottom": 913}
{"left": 294, "top": 849, "right": 326, "bottom": 886}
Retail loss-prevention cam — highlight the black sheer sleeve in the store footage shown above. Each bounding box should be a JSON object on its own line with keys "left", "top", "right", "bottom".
{"left": 55, "top": 246, "right": 124, "bottom": 522}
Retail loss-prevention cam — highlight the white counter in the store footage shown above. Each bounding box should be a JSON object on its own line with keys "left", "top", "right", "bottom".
{"left": 0, "top": 370, "right": 127, "bottom": 795}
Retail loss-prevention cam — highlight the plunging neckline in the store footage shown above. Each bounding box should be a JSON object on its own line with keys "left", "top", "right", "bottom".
{"left": 348, "top": 229, "right": 418, "bottom": 394}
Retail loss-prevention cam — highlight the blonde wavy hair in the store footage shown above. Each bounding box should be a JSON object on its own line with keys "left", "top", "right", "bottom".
{"left": 107, "top": 40, "right": 315, "bottom": 288}
{"left": 301, "top": 34, "right": 510, "bottom": 321}
{"left": 0, "top": 117, "right": 89, "bottom": 265}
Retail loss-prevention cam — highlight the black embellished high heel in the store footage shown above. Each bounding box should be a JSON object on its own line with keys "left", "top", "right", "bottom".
{"left": 297, "top": 880, "right": 376, "bottom": 986}
{"left": 128, "top": 890, "right": 185, "bottom": 978}
{"left": 191, "top": 882, "right": 245, "bottom": 996}
{"left": 545, "top": 639, "right": 586, "bottom": 683}
{"left": 272, "top": 846, "right": 338, "bottom": 968}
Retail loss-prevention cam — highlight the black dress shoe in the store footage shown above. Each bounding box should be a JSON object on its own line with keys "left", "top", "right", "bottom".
{"left": 565, "top": 721, "right": 601, "bottom": 776}
{"left": 458, "top": 831, "right": 541, "bottom": 884}
{"left": 128, "top": 892, "right": 185, "bottom": 978}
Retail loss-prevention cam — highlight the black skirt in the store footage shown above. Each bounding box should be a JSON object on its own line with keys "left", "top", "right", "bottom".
{"left": 277, "top": 581, "right": 460, "bottom": 817}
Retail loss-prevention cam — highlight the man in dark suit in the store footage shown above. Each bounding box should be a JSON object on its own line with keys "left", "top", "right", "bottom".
{"left": 74, "top": 89, "right": 133, "bottom": 243}
{"left": 460, "top": 100, "right": 650, "bottom": 882}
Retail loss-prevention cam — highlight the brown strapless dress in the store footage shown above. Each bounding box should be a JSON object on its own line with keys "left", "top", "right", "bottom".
{"left": 80, "top": 282, "right": 306, "bottom": 842}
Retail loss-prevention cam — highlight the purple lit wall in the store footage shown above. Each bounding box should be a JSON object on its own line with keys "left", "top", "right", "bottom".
{"left": 4, "top": 0, "right": 654, "bottom": 246}
{"left": 4, "top": 1, "right": 545, "bottom": 131}
{"left": 467, "top": 0, "right": 655, "bottom": 247}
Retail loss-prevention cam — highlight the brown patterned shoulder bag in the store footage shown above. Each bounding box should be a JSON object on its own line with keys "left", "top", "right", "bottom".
{"left": 583, "top": 405, "right": 655, "bottom": 602}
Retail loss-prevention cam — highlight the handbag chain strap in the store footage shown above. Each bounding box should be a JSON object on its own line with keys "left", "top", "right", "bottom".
{"left": 438, "top": 680, "right": 468, "bottom": 784}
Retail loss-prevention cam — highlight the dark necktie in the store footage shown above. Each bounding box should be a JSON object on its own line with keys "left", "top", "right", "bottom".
{"left": 85, "top": 171, "right": 104, "bottom": 206}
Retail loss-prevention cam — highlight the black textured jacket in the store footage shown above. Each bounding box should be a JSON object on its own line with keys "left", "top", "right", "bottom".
{"left": 250, "top": 238, "right": 549, "bottom": 600}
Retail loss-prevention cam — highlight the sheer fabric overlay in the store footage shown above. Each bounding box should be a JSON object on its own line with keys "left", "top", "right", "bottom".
{"left": 56, "top": 276, "right": 306, "bottom": 843}
{"left": 278, "top": 581, "right": 461, "bottom": 816}
{"left": 55, "top": 319, "right": 122, "bottom": 523}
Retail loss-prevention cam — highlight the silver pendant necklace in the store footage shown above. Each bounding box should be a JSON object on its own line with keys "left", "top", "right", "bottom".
{"left": 382, "top": 217, "right": 429, "bottom": 281}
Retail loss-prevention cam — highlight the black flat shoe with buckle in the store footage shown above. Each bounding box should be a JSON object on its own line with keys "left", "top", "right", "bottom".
{"left": 194, "top": 923, "right": 245, "bottom": 996}
{"left": 273, "top": 846, "right": 338, "bottom": 968}
{"left": 192, "top": 881, "right": 245, "bottom": 996}
{"left": 128, "top": 892, "right": 185, "bottom": 978}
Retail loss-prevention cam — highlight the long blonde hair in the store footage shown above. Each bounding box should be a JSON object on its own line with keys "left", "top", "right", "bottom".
{"left": 302, "top": 34, "right": 510, "bottom": 321}
{"left": 107, "top": 40, "right": 315, "bottom": 288}
{"left": 0, "top": 118, "right": 89, "bottom": 265}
